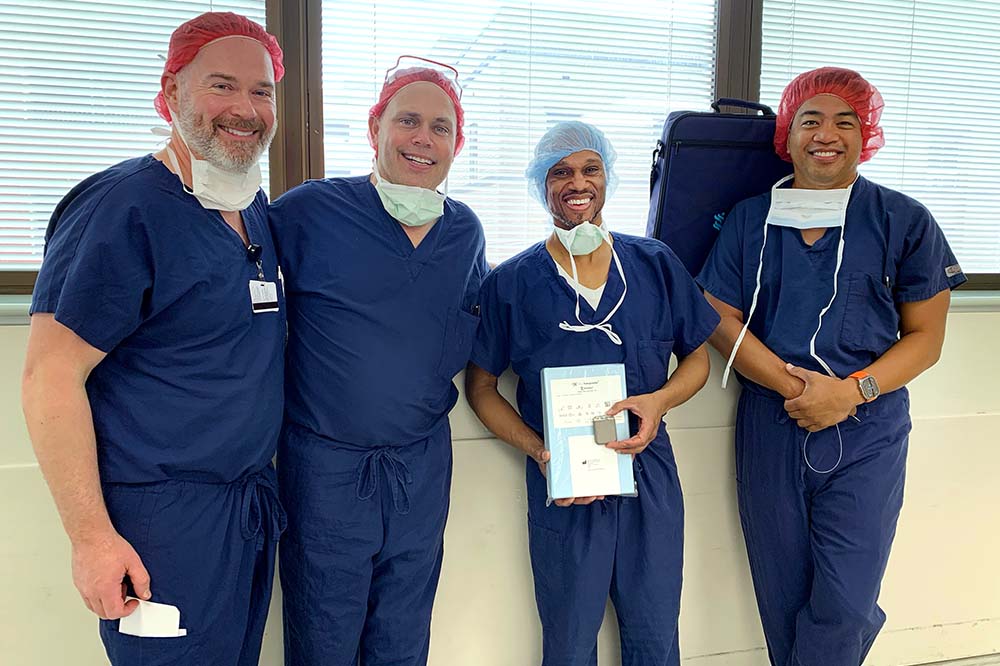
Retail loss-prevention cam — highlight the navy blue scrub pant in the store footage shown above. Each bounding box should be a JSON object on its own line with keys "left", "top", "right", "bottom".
{"left": 278, "top": 421, "right": 452, "bottom": 666}
{"left": 99, "top": 465, "right": 285, "bottom": 666}
{"left": 526, "top": 426, "right": 684, "bottom": 666}
{"left": 736, "top": 389, "right": 910, "bottom": 666}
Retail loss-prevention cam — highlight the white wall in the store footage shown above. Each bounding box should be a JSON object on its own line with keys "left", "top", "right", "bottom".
{"left": 2, "top": 305, "right": 998, "bottom": 665}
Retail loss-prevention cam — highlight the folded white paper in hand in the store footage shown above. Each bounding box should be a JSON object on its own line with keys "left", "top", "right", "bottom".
{"left": 118, "top": 597, "right": 187, "bottom": 637}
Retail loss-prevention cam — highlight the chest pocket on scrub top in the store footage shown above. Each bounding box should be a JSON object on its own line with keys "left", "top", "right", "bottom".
{"left": 628, "top": 339, "right": 674, "bottom": 395}
{"left": 437, "top": 307, "right": 481, "bottom": 380}
{"left": 839, "top": 272, "right": 899, "bottom": 355}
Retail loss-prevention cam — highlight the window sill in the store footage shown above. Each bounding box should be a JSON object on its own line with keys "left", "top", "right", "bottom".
{"left": 0, "top": 296, "right": 31, "bottom": 325}
{"left": 951, "top": 291, "right": 1000, "bottom": 312}
{"left": 2, "top": 291, "right": 998, "bottom": 327}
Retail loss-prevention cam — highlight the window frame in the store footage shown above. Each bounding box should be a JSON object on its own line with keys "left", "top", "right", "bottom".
{"left": 1, "top": 0, "right": 995, "bottom": 292}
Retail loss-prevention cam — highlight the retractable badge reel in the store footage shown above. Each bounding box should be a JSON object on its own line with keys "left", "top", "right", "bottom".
{"left": 246, "top": 243, "right": 279, "bottom": 313}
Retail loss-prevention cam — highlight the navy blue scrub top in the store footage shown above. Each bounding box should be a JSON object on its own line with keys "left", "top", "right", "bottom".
{"left": 698, "top": 175, "right": 967, "bottom": 398}
{"left": 471, "top": 235, "right": 720, "bottom": 435}
{"left": 270, "top": 175, "right": 488, "bottom": 447}
{"left": 31, "top": 155, "right": 285, "bottom": 484}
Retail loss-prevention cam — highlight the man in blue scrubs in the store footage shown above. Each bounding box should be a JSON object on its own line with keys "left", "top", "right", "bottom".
{"left": 698, "top": 67, "right": 967, "bottom": 665}
{"left": 22, "top": 12, "right": 286, "bottom": 665}
{"left": 466, "top": 121, "right": 720, "bottom": 665}
{"left": 270, "top": 58, "right": 487, "bottom": 665}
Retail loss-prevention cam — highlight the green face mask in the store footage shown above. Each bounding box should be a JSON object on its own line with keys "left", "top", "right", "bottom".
{"left": 550, "top": 221, "right": 627, "bottom": 346}
{"left": 372, "top": 168, "right": 445, "bottom": 227}
{"left": 553, "top": 220, "right": 608, "bottom": 256}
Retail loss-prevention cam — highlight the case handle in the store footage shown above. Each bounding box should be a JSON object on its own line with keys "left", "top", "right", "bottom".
{"left": 711, "top": 98, "right": 775, "bottom": 116}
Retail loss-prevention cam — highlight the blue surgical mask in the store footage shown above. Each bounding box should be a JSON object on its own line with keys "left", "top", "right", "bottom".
{"left": 553, "top": 220, "right": 608, "bottom": 256}
{"left": 372, "top": 167, "right": 445, "bottom": 227}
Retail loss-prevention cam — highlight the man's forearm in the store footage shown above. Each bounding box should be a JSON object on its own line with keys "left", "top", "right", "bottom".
{"left": 23, "top": 369, "right": 114, "bottom": 543}
{"left": 863, "top": 330, "right": 943, "bottom": 395}
{"left": 709, "top": 315, "right": 805, "bottom": 399}
{"left": 466, "top": 372, "right": 544, "bottom": 456}
{"left": 860, "top": 290, "right": 951, "bottom": 396}
{"left": 652, "top": 344, "right": 710, "bottom": 413}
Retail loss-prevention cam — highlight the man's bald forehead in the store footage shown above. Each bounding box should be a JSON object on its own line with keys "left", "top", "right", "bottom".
{"left": 381, "top": 81, "right": 457, "bottom": 119}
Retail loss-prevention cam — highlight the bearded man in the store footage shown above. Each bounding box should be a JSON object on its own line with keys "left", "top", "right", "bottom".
{"left": 22, "top": 12, "right": 287, "bottom": 664}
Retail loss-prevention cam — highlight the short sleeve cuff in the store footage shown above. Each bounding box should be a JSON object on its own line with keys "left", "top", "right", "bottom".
{"left": 696, "top": 277, "right": 742, "bottom": 312}
{"left": 676, "top": 310, "right": 721, "bottom": 358}
{"left": 469, "top": 347, "right": 508, "bottom": 378}
{"left": 895, "top": 273, "right": 967, "bottom": 304}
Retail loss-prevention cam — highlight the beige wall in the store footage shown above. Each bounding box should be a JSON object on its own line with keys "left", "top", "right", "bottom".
{"left": 2, "top": 306, "right": 998, "bottom": 665}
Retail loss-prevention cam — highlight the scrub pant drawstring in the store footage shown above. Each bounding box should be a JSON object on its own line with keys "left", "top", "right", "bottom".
{"left": 802, "top": 425, "right": 844, "bottom": 475}
{"left": 356, "top": 448, "right": 414, "bottom": 515}
{"left": 240, "top": 469, "right": 287, "bottom": 550}
{"left": 777, "top": 408, "right": 843, "bottom": 475}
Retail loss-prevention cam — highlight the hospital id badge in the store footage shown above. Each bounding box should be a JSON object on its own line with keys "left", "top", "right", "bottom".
{"left": 249, "top": 280, "right": 279, "bottom": 313}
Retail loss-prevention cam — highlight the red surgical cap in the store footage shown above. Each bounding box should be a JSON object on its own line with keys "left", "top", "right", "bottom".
{"left": 774, "top": 67, "right": 885, "bottom": 164}
{"left": 368, "top": 66, "right": 465, "bottom": 156}
{"left": 154, "top": 12, "right": 284, "bottom": 122}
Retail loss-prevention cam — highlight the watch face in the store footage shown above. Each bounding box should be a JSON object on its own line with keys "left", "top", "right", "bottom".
{"left": 859, "top": 375, "right": 879, "bottom": 400}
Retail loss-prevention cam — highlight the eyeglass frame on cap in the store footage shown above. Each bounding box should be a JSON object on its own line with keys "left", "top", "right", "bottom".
{"left": 383, "top": 55, "right": 462, "bottom": 99}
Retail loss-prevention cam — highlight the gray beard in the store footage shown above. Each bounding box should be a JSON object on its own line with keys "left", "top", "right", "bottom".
{"left": 174, "top": 105, "right": 270, "bottom": 174}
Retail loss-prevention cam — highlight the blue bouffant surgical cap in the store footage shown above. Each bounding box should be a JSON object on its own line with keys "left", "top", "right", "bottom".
{"left": 524, "top": 121, "right": 619, "bottom": 205}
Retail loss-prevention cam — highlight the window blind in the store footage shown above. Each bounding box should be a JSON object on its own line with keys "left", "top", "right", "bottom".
{"left": 321, "top": 0, "right": 718, "bottom": 263}
{"left": 761, "top": 0, "right": 1000, "bottom": 274}
{"left": 0, "top": 0, "right": 267, "bottom": 271}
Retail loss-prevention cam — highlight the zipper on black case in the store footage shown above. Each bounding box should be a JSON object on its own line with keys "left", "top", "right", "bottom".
{"left": 672, "top": 139, "right": 775, "bottom": 154}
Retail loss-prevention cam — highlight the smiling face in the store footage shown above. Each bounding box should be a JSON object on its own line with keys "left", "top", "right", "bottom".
{"left": 786, "top": 93, "right": 862, "bottom": 190}
{"left": 165, "top": 36, "right": 277, "bottom": 173}
{"left": 369, "top": 81, "right": 457, "bottom": 190}
{"left": 544, "top": 150, "right": 607, "bottom": 228}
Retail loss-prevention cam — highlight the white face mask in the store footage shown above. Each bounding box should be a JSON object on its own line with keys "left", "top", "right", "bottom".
{"left": 372, "top": 167, "right": 446, "bottom": 227}
{"left": 720, "top": 174, "right": 856, "bottom": 388}
{"left": 553, "top": 220, "right": 608, "bottom": 256}
{"left": 553, "top": 222, "right": 627, "bottom": 346}
{"left": 164, "top": 123, "right": 261, "bottom": 212}
{"left": 767, "top": 175, "right": 853, "bottom": 229}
